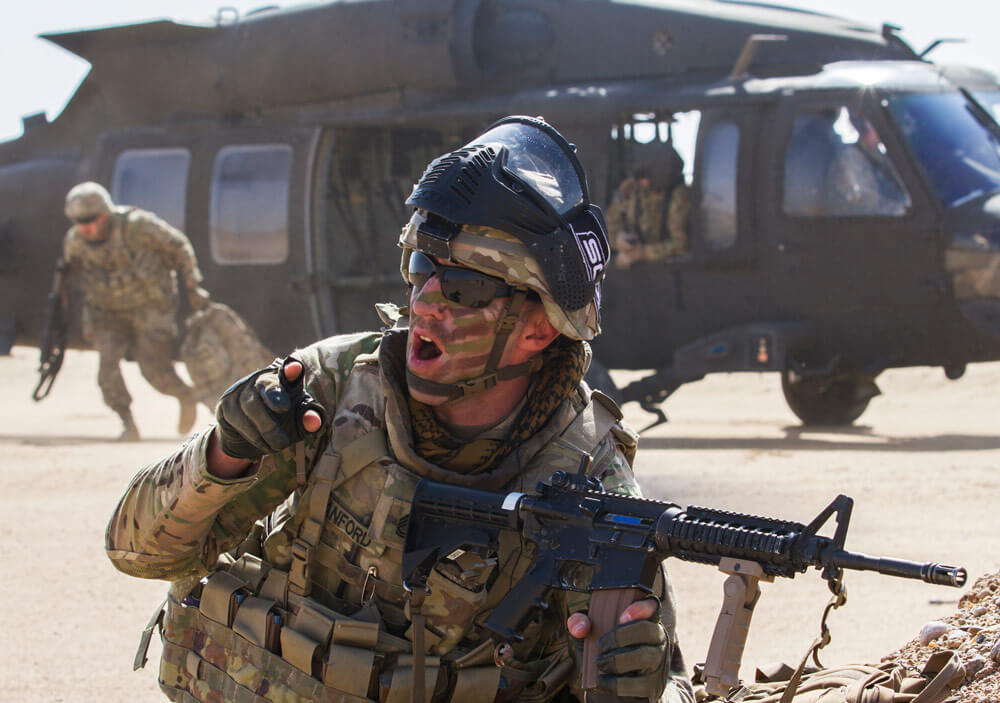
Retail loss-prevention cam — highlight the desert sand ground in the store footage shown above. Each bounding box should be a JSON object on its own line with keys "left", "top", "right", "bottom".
{"left": 1, "top": 345, "right": 996, "bottom": 701}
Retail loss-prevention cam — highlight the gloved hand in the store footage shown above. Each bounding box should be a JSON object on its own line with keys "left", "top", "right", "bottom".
{"left": 187, "top": 285, "right": 211, "bottom": 310}
{"left": 215, "top": 356, "right": 327, "bottom": 460}
{"left": 593, "top": 599, "right": 671, "bottom": 702}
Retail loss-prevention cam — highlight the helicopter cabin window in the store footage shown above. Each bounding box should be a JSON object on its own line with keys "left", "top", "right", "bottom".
{"left": 111, "top": 148, "right": 190, "bottom": 230}
{"left": 783, "top": 106, "right": 910, "bottom": 217}
{"left": 699, "top": 121, "right": 739, "bottom": 250}
{"left": 607, "top": 112, "right": 699, "bottom": 269}
{"left": 210, "top": 144, "right": 292, "bottom": 265}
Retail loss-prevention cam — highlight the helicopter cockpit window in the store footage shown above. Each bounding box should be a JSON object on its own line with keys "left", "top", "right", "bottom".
{"left": 700, "top": 121, "right": 739, "bottom": 250}
{"left": 112, "top": 148, "right": 190, "bottom": 230}
{"left": 887, "top": 92, "right": 1000, "bottom": 208}
{"left": 783, "top": 106, "right": 910, "bottom": 217}
{"left": 210, "top": 144, "right": 292, "bottom": 265}
{"left": 606, "top": 112, "right": 698, "bottom": 268}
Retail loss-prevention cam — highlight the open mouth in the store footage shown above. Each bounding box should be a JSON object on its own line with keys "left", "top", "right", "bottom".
{"left": 415, "top": 334, "right": 442, "bottom": 361}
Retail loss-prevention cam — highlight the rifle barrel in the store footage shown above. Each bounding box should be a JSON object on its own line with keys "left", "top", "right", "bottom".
{"left": 830, "top": 549, "right": 967, "bottom": 587}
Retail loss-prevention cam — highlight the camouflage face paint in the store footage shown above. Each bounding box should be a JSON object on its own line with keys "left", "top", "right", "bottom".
{"left": 406, "top": 276, "right": 510, "bottom": 400}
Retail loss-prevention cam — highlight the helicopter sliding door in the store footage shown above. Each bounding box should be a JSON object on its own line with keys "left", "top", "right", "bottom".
{"left": 309, "top": 126, "right": 454, "bottom": 338}
{"left": 761, "top": 92, "right": 942, "bottom": 369}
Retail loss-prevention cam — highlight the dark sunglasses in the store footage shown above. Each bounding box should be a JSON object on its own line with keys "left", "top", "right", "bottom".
{"left": 407, "top": 251, "right": 521, "bottom": 308}
{"left": 74, "top": 215, "right": 100, "bottom": 225}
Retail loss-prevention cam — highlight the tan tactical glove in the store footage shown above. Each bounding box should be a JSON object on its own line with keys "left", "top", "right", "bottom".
{"left": 591, "top": 600, "right": 671, "bottom": 703}
{"left": 215, "top": 357, "right": 327, "bottom": 459}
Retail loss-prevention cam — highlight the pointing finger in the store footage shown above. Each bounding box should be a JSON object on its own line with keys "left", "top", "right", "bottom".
{"left": 282, "top": 360, "right": 303, "bottom": 383}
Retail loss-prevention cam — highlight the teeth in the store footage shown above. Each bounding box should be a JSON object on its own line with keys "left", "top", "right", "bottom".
{"left": 419, "top": 336, "right": 433, "bottom": 343}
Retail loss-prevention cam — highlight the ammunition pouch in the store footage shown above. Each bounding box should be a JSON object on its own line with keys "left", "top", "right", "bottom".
{"left": 145, "top": 554, "right": 536, "bottom": 703}
{"left": 149, "top": 554, "right": 408, "bottom": 702}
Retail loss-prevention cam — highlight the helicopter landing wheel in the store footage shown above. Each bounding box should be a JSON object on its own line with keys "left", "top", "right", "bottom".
{"left": 780, "top": 370, "right": 880, "bottom": 426}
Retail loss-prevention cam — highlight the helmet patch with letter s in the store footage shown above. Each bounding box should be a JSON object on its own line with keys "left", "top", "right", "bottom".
{"left": 575, "top": 229, "right": 605, "bottom": 283}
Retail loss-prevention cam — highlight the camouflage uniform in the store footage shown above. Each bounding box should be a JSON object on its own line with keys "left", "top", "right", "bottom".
{"left": 180, "top": 301, "right": 275, "bottom": 407}
{"left": 605, "top": 179, "right": 691, "bottom": 268}
{"left": 63, "top": 203, "right": 201, "bottom": 421}
{"left": 107, "top": 325, "right": 693, "bottom": 703}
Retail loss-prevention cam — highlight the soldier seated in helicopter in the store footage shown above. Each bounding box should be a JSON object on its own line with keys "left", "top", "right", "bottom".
{"left": 824, "top": 108, "right": 910, "bottom": 216}
{"left": 606, "top": 147, "right": 691, "bottom": 268}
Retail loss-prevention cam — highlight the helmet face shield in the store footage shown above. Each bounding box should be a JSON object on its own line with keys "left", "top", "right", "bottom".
{"left": 475, "top": 120, "right": 586, "bottom": 218}
{"left": 405, "top": 116, "right": 610, "bottom": 314}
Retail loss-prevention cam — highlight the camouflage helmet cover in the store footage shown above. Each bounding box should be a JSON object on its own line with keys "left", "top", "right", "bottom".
{"left": 65, "top": 181, "right": 114, "bottom": 221}
{"left": 399, "top": 210, "right": 602, "bottom": 340}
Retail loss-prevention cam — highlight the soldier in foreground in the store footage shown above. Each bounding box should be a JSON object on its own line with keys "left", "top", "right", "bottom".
{"left": 107, "top": 117, "right": 695, "bottom": 703}
{"left": 62, "top": 182, "right": 205, "bottom": 440}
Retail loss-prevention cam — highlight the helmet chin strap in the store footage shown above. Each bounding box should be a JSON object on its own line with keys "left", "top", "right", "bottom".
{"left": 406, "top": 290, "right": 544, "bottom": 401}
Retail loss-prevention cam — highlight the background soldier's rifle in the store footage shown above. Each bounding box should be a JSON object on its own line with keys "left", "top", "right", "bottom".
{"left": 402, "top": 469, "right": 966, "bottom": 698}
{"left": 32, "top": 258, "right": 69, "bottom": 401}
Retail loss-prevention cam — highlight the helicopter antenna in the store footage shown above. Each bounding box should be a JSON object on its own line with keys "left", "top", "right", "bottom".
{"left": 730, "top": 34, "right": 787, "bottom": 81}
{"left": 215, "top": 6, "right": 240, "bottom": 25}
{"left": 919, "top": 38, "right": 966, "bottom": 59}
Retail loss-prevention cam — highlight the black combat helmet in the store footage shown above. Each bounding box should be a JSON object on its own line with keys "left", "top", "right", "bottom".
{"left": 405, "top": 115, "right": 610, "bottom": 313}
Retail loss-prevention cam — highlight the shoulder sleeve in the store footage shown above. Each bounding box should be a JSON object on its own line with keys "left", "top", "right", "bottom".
{"left": 586, "top": 398, "right": 641, "bottom": 497}
{"left": 127, "top": 209, "right": 203, "bottom": 284}
{"left": 105, "top": 332, "right": 382, "bottom": 581}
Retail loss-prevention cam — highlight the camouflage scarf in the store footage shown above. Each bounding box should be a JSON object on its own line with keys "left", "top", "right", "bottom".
{"left": 407, "top": 337, "right": 588, "bottom": 475}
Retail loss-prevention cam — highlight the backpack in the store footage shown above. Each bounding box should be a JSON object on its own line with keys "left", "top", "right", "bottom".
{"left": 180, "top": 301, "right": 274, "bottom": 406}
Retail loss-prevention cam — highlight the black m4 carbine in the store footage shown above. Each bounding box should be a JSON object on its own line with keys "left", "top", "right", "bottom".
{"left": 402, "top": 470, "right": 966, "bottom": 697}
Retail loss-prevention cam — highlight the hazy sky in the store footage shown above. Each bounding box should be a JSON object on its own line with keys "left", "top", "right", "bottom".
{"left": 3, "top": 0, "right": 999, "bottom": 143}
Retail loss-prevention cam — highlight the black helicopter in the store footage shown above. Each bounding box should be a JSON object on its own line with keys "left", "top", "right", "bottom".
{"left": 2, "top": 0, "right": 999, "bottom": 426}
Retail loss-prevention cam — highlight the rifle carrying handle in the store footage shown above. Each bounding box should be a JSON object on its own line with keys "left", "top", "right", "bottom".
{"left": 581, "top": 587, "right": 645, "bottom": 690}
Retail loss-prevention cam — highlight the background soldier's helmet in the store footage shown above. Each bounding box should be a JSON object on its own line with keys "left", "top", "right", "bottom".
{"left": 399, "top": 116, "right": 610, "bottom": 341}
{"left": 65, "top": 182, "right": 114, "bottom": 222}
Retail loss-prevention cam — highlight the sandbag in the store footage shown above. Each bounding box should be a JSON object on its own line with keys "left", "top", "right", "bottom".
{"left": 698, "top": 650, "right": 965, "bottom": 703}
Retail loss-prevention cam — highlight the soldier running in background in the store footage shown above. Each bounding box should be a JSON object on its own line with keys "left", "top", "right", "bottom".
{"left": 61, "top": 181, "right": 207, "bottom": 440}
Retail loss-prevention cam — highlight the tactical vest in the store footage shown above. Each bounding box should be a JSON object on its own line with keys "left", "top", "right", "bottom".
{"left": 68, "top": 207, "right": 177, "bottom": 312}
{"left": 146, "top": 347, "right": 633, "bottom": 703}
